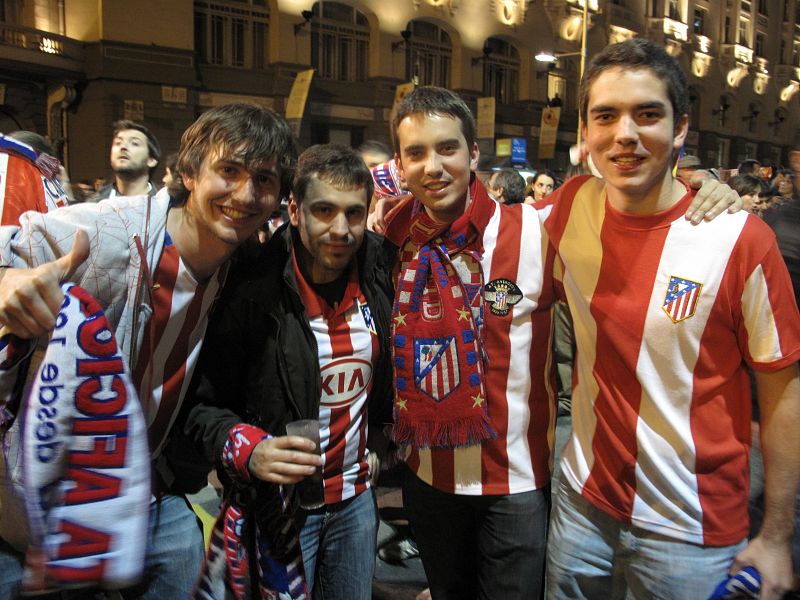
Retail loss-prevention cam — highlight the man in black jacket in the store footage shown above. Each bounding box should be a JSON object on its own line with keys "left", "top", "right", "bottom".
{"left": 185, "top": 143, "right": 394, "bottom": 599}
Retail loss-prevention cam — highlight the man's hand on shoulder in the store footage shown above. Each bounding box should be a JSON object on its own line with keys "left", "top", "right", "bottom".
{"left": 685, "top": 174, "right": 743, "bottom": 224}
{"left": 248, "top": 435, "right": 322, "bottom": 485}
{"left": 0, "top": 229, "right": 89, "bottom": 338}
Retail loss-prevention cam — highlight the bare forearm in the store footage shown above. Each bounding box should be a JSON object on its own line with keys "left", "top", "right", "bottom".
{"left": 756, "top": 364, "right": 800, "bottom": 543}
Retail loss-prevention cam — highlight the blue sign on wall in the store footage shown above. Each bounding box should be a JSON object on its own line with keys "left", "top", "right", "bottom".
{"left": 511, "top": 137, "right": 527, "bottom": 163}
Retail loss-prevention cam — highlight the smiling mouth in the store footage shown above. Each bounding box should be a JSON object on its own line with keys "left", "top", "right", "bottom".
{"left": 611, "top": 156, "right": 645, "bottom": 165}
{"left": 220, "top": 206, "right": 253, "bottom": 220}
{"left": 424, "top": 181, "right": 450, "bottom": 192}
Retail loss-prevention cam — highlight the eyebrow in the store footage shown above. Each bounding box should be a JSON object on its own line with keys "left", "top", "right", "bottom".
{"left": 589, "top": 101, "right": 667, "bottom": 114}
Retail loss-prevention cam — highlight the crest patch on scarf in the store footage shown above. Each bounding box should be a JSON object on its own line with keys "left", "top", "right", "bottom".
{"left": 414, "top": 337, "right": 460, "bottom": 402}
{"left": 663, "top": 275, "right": 702, "bottom": 323}
{"left": 484, "top": 278, "right": 523, "bottom": 316}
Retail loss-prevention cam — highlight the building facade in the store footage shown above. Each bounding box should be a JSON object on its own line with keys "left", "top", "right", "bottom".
{"left": 0, "top": 0, "right": 798, "bottom": 180}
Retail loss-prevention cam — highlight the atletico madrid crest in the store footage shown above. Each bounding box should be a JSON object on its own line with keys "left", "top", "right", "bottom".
{"left": 414, "top": 336, "right": 460, "bottom": 401}
{"left": 663, "top": 275, "right": 703, "bottom": 323}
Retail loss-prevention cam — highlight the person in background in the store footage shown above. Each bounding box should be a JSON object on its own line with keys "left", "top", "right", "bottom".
{"left": 676, "top": 153, "right": 702, "bottom": 181}
{"left": 161, "top": 152, "right": 179, "bottom": 189}
{"left": 487, "top": 168, "right": 526, "bottom": 205}
{"left": 525, "top": 169, "right": 557, "bottom": 204}
{"left": 0, "top": 131, "right": 69, "bottom": 224}
{"left": 728, "top": 174, "right": 770, "bottom": 215}
{"left": 738, "top": 158, "right": 763, "bottom": 178}
{"left": 90, "top": 119, "right": 160, "bottom": 201}
{"left": 771, "top": 168, "right": 796, "bottom": 205}
{"left": 358, "top": 140, "right": 392, "bottom": 169}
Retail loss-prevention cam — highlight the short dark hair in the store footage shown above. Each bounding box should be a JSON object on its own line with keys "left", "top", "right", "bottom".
{"left": 579, "top": 38, "right": 688, "bottom": 129}
{"left": 737, "top": 159, "right": 762, "bottom": 176}
{"left": 728, "top": 174, "right": 768, "bottom": 198}
{"left": 169, "top": 103, "right": 297, "bottom": 206}
{"left": 112, "top": 120, "right": 161, "bottom": 164}
{"left": 293, "top": 143, "right": 373, "bottom": 205}
{"left": 533, "top": 169, "right": 558, "bottom": 187}
{"left": 164, "top": 152, "right": 178, "bottom": 174}
{"left": 7, "top": 131, "right": 54, "bottom": 155}
{"left": 391, "top": 86, "right": 476, "bottom": 154}
{"left": 492, "top": 169, "right": 526, "bottom": 205}
{"left": 357, "top": 140, "right": 391, "bottom": 158}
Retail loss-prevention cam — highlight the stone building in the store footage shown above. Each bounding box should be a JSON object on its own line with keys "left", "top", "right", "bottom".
{"left": 0, "top": 0, "right": 798, "bottom": 181}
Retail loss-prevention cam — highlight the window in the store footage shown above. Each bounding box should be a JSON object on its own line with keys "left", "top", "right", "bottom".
{"left": 693, "top": 8, "right": 706, "bottom": 35}
{"left": 405, "top": 20, "right": 452, "bottom": 88}
{"left": 784, "top": 0, "right": 791, "bottom": 20}
{"left": 483, "top": 38, "right": 520, "bottom": 104}
{"left": 738, "top": 17, "right": 749, "bottom": 46}
{"left": 195, "top": 0, "right": 269, "bottom": 69}
{"left": 311, "top": 1, "right": 369, "bottom": 82}
{"left": 724, "top": 16, "right": 732, "bottom": 44}
{"left": 741, "top": 0, "right": 752, "bottom": 13}
{"left": 755, "top": 32, "right": 765, "bottom": 57}
{"left": 668, "top": 0, "right": 681, "bottom": 20}
{"left": 758, "top": 0, "right": 768, "bottom": 14}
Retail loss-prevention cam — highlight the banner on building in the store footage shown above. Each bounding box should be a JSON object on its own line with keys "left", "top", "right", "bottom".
{"left": 477, "top": 97, "right": 496, "bottom": 140}
{"left": 538, "top": 106, "right": 561, "bottom": 160}
{"left": 393, "top": 82, "right": 415, "bottom": 112}
{"left": 496, "top": 138, "right": 511, "bottom": 157}
{"left": 286, "top": 69, "right": 315, "bottom": 120}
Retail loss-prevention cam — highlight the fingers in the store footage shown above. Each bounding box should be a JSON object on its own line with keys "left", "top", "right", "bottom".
{"left": 684, "top": 178, "right": 740, "bottom": 224}
{"left": 248, "top": 436, "right": 322, "bottom": 484}
{"left": 0, "top": 268, "right": 66, "bottom": 338}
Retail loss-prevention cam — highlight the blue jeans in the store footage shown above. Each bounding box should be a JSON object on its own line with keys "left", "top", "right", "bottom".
{"left": 546, "top": 480, "right": 747, "bottom": 600}
{"left": 403, "top": 469, "right": 550, "bottom": 600}
{"left": 0, "top": 494, "right": 203, "bottom": 600}
{"left": 298, "top": 489, "right": 378, "bottom": 600}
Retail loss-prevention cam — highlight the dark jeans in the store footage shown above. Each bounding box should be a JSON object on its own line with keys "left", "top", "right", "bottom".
{"left": 403, "top": 468, "right": 549, "bottom": 600}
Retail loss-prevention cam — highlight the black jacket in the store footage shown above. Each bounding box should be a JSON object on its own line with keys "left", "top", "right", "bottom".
{"left": 182, "top": 225, "right": 395, "bottom": 478}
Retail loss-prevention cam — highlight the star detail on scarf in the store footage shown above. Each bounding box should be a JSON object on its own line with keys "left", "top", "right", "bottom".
{"left": 394, "top": 312, "right": 407, "bottom": 327}
{"left": 457, "top": 306, "right": 470, "bottom": 321}
{"left": 472, "top": 393, "right": 484, "bottom": 408}
{"left": 396, "top": 398, "right": 408, "bottom": 411}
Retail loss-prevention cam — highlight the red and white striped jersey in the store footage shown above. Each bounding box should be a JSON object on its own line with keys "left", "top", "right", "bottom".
{"left": 133, "top": 234, "right": 225, "bottom": 456}
{"left": 294, "top": 255, "right": 378, "bottom": 504}
{"left": 401, "top": 199, "right": 557, "bottom": 496}
{"left": 545, "top": 176, "right": 800, "bottom": 546}
{"left": 0, "top": 148, "right": 68, "bottom": 226}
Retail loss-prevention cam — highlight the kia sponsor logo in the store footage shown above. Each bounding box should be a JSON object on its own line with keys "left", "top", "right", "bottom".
{"left": 320, "top": 357, "right": 372, "bottom": 408}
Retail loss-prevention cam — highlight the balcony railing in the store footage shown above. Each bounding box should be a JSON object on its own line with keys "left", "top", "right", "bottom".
{"left": 0, "top": 22, "right": 84, "bottom": 64}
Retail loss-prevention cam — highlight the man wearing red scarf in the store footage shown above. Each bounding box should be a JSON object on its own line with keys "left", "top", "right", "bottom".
{"left": 382, "top": 86, "right": 743, "bottom": 600}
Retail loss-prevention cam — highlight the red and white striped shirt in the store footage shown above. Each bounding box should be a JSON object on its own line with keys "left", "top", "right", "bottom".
{"left": 400, "top": 196, "right": 556, "bottom": 496}
{"left": 294, "top": 255, "right": 378, "bottom": 504}
{"left": 133, "top": 234, "right": 224, "bottom": 456}
{"left": 545, "top": 176, "right": 800, "bottom": 546}
{"left": 0, "top": 148, "right": 68, "bottom": 226}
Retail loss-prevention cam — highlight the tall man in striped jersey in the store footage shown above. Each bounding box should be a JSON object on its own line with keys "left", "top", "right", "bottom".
{"left": 380, "top": 86, "right": 744, "bottom": 600}
{"left": 0, "top": 103, "right": 296, "bottom": 598}
{"left": 543, "top": 39, "right": 800, "bottom": 600}
{"left": 184, "top": 143, "right": 394, "bottom": 599}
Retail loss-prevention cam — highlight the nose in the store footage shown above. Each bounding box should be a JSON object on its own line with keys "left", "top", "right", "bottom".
{"left": 232, "top": 177, "right": 256, "bottom": 204}
{"left": 614, "top": 114, "right": 638, "bottom": 145}
{"left": 329, "top": 211, "right": 349, "bottom": 238}
{"left": 425, "top": 152, "right": 442, "bottom": 177}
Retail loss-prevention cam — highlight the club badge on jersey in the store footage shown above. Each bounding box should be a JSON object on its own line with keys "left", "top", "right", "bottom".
{"left": 663, "top": 275, "right": 703, "bottom": 323}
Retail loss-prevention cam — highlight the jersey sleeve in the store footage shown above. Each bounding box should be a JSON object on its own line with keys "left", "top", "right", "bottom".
{"left": 738, "top": 233, "right": 800, "bottom": 371}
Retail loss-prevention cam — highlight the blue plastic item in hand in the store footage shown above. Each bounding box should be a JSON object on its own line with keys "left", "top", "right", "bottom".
{"left": 706, "top": 567, "right": 761, "bottom": 600}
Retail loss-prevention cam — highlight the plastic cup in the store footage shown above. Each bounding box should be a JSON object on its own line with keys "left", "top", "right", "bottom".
{"left": 285, "top": 419, "right": 324, "bottom": 510}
